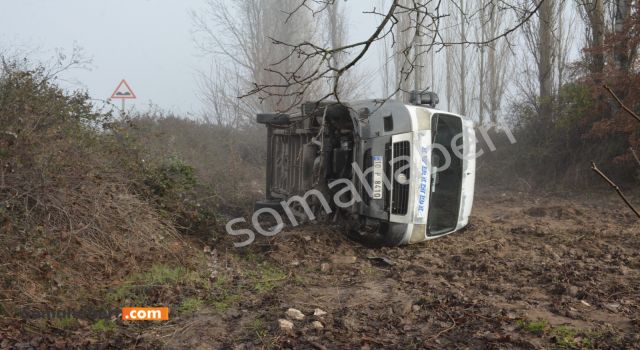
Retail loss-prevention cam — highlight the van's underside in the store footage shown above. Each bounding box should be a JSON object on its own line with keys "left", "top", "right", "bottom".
{"left": 261, "top": 103, "right": 356, "bottom": 216}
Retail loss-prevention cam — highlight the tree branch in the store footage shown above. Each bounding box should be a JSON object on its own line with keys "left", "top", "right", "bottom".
{"left": 604, "top": 84, "right": 640, "bottom": 123}
{"left": 631, "top": 147, "right": 640, "bottom": 167}
{"left": 233, "top": 0, "right": 543, "bottom": 112}
{"left": 590, "top": 161, "right": 640, "bottom": 219}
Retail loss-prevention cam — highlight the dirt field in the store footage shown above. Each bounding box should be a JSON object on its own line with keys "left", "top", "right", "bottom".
{"left": 2, "top": 188, "right": 639, "bottom": 349}
{"left": 152, "top": 188, "right": 639, "bottom": 349}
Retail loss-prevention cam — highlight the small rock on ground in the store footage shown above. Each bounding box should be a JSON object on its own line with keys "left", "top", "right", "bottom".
{"left": 313, "top": 308, "right": 327, "bottom": 316}
{"left": 286, "top": 308, "right": 305, "bottom": 320}
{"left": 278, "top": 319, "right": 294, "bottom": 331}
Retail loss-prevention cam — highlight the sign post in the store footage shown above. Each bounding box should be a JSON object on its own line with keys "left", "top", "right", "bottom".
{"left": 110, "top": 79, "right": 137, "bottom": 116}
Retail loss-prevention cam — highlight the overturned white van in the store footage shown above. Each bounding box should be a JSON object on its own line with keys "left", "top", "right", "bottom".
{"left": 255, "top": 92, "right": 476, "bottom": 246}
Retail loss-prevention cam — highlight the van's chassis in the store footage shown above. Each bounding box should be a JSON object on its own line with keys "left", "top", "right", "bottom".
{"left": 255, "top": 102, "right": 398, "bottom": 245}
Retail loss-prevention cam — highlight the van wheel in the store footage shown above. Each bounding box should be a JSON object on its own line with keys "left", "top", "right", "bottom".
{"left": 256, "top": 113, "right": 290, "bottom": 125}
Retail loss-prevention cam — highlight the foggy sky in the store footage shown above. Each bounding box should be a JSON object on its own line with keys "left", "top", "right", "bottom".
{"left": 0, "top": 0, "right": 381, "bottom": 116}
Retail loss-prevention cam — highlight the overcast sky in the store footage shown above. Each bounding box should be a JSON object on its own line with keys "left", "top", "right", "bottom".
{"left": 0, "top": 0, "right": 381, "bottom": 116}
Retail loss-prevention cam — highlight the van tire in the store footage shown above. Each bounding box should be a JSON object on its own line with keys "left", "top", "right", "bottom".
{"left": 256, "top": 113, "right": 290, "bottom": 125}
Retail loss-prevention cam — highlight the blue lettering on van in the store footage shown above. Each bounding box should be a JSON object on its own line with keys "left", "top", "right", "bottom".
{"left": 416, "top": 163, "right": 429, "bottom": 217}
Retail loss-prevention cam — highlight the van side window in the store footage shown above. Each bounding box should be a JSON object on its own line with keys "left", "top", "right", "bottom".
{"left": 383, "top": 115, "right": 393, "bottom": 132}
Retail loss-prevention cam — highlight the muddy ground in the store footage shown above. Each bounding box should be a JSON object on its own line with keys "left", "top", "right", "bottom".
{"left": 2, "top": 188, "right": 639, "bottom": 349}
{"left": 158, "top": 188, "right": 639, "bottom": 349}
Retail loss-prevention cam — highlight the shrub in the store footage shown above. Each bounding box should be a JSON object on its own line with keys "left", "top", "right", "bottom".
{"left": 0, "top": 65, "right": 198, "bottom": 314}
{"left": 144, "top": 156, "right": 197, "bottom": 197}
{"left": 478, "top": 78, "right": 639, "bottom": 190}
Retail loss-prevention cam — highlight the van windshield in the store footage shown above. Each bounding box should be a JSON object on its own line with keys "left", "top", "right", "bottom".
{"left": 427, "top": 114, "right": 463, "bottom": 236}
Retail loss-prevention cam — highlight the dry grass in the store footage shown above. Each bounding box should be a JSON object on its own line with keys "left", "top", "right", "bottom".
{"left": 0, "top": 67, "right": 200, "bottom": 314}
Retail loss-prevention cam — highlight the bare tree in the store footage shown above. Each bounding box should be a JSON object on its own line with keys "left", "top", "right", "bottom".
{"left": 576, "top": 0, "right": 605, "bottom": 74}
{"left": 613, "top": 0, "right": 632, "bottom": 71}
{"left": 484, "top": 1, "right": 514, "bottom": 126}
{"left": 193, "top": 0, "right": 320, "bottom": 122}
{"left": 198, "top": 65, "right": 253, "bottom": 128}
{"left": 326, "top": 1, "right": 345, "bottom": 77}
{"left": 553, "top": 0, "right": 580, "bottom": 112}
{"left": 231, "top": 0, "right": 544, "bottom": 111}
{"left": 394, "top": 0, "right": 415, "bottom": 102}
{"left": 323, "top": 0, "right": 368, "bottom": 99}
{"left": 378, "top": 0, "right": 394, "bottom": 97}
{"left": 443, "top": 0, "right": 477, "bottom": 117}
{"left": 538, "top": 0, "right": 555, "bottom": 120}
{"left": 478, "top": 1, "right": 487, "bottom": 125}
{"left": 556, "top": 0, "right": 572, "bottom": 94}
{"left": 413, "top": 0, "right": 427, "bottom": 94}
{"left": 444, "top": 24, "right": 454, "bottom": 111}
{"left": 457, "top": 0, "right": 469, "bottom": 116}
{"left": 518, "top": 0, "right": 561, "bottom": 120}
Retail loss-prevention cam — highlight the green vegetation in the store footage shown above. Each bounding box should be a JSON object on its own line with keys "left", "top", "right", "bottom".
{"left": 207, "top": 272, "right": 240, "bottom": 312}
{"left": 552, "top": 325, "right": 603, "bottom": 349}
{"left": 144, "top": 156, "right": 197, "bottom": 197}
{"left": 249, "top": 318, "right": 267, "bottom": 338}
{"left": 51, "top": 316, "right": 79, "bottom": 330}
{"left": 192, "top": 262, "right": 289, "bottom": 314}
{"left": 244, "top": 264, "right": 288, "bottom": 293}
{"left": 106, "top": 264, "right": 202, "bottom": 305}
{"left": 212, "top": 294, "right": 242, "bottom": 313}
{"left": 517, "top": 319, "right": 603, "bottom": 348}
{"left": 138, "top": 265, "right": 197, "bottom": 285}
{"left": 292, "top": 273, "right": 309, "bottom": 286}
{"left": 91, "top": 319, "right": 116, "bottom": 334}
{"left": 517, "top": 319, "right": 548, "bottom": 335}
{"left": 552, "top": 325, "right": 581, "bottom": 348}
{"left": 179, "top": 297, "right": 205, "bottom": 315}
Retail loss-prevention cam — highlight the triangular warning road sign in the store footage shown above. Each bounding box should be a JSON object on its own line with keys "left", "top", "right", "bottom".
{"left": 110, "top": 79, "right": 137, "bottom": 99}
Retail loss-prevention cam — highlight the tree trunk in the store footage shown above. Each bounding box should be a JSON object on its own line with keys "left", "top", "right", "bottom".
{"left": 538, "top": 0, "right": 554, "bottom": 121}
{"left": 413, "top": 0, "right": 427, "bottom": 93}
{"left": 446, "top": 45, "right": 453, "bottom": 111}
{"left": 459, "top": 0, "right": 467, "bottom": 116}
{"left": 586, "top": 0, "right": 605, "bottom": 74}
{"left": 614, "top": 0, "right": 632, "bottom": 72}
{"left": 394, "top": 0, "right": 413, "bottom": 102}
{"left": 478, "top": 0, "right": 486, "bottom": 126}
{"left": 327, "top": 1, "right": 342, "bottom": 88}
{"left": 486, "top": 1, "right": 511, "bottom": 126}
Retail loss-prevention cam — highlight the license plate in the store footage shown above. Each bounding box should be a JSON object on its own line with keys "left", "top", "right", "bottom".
{"left": 372, "top": 156, "right": 384, "bottom": 199}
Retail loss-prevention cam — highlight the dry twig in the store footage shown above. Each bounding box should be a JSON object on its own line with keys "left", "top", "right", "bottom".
{"left": 590, "top": 162, "right": 640, "bottom": 219}
{"left": 630, "top": 147, "right": 640, "bottom": 167}
{"left": 594, "top": 85, "right": 640, "bottom": 219}
{"left": 427, "top": 307, "right": 458, "bottom": 341}
{"left": 604, "top": 85, "right": 640, "bottom": 123}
